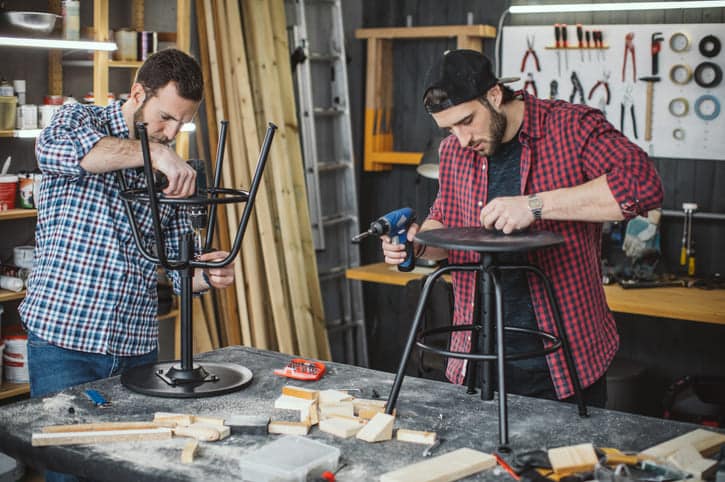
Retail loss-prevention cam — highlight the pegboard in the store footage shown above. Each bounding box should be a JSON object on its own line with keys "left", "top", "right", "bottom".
{"left": 501, "top": 24, "right": 724, "bottom": 161}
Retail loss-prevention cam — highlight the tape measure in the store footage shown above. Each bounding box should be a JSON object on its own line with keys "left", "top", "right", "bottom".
{"left": 274, "top": 358, "right": 326, "bottom": 381}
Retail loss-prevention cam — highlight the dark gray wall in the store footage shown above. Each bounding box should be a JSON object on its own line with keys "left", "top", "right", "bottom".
{"left": 343, "top": 0, "right": 725, "bottom": 417}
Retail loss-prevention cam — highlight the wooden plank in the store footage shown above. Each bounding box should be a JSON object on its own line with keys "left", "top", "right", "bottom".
{"left": 355, "top": 25, "right": 496, "bottom": 40}
{"left": 0, "top": 382, "right": 29, "bottom": 400}
{"left": 0, "top": 209, "right": 36, "bottom": 221}
{"left": 396, "top": 428, "right": 437, "bottom": 445}
{"left": 174, "top": 423, "right": 229, "bottom": 442}
{"left": 318, "top": 416, "right": 365, "bottom": 438}
{"left": 181, "top": 439, "right": 198, "bottom": 464}
{"left": 0, "top": 290, "right": 26, "bottom": 303}
{"left": 345, "top": 262, "right": 441, "bottom": 286}
{"left": 380, "top": 448, "right": 496, "bottom": 482}
{"left": 356, "top": 412, "right": 394, "bottom": 442}
{"left": 666, "top": 445, "right": 717, "bottom": 479}
{"left": 640, "top": 429, "right": 725, "bottom": 460}
{"left": 42, "top": 422, "right": 159, "bottom": 433}
{"left": 32, "top": 428, "right": 172, "bottom": 446}
{"left": 267, "top": 0, "right": 330, "bottom": 361}
{"left": 92, "top": 0, "right": 109, "bottom": 106}
{"left": 131, "top": 0, "right": 144, "bottom": 31}
{"left": 174, "top": 0, "right": 191, "bottom": 161}
{"left": 267, "top": 421, "right": 310, "bottom": 435}
{"left": 241, "top": 0, "right": 318, "bottom": 358}
{"left": 548, "top": 443, "right": 598, "bottom": 474}
{"left": 281, "top": 385, "right": 319, "bottom": 401}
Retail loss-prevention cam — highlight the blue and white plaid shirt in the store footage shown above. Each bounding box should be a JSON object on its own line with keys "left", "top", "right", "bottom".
{"left": 20, "top": 101, "right": 191, "bottom": 356}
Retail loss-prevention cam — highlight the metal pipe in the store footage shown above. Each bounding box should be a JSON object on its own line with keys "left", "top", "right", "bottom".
{"left": 490, "top": 268, "right": 509, "bottom": 449}
{"left": 662, "top": 209, "right": 725, "bottom": 221}
{"left": 205, "top": 120, "right": 228, "bottom": 251}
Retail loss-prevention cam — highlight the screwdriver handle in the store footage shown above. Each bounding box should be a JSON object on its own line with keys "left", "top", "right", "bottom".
{"left": 688, "top": 256, "right": 696, "bottom": 277}
{"left": 554, "top": 24, "right": 561, "bottom": 48}
{"left": 396, "top": 232, "right": 415, "bottom": 272}
{"left": 576, "top": 24, "right": 583, "bottom": 47}
{"left": 680, "top": 246, "right": 687, "bottom": 266}
{"left": 562, "top": 24, "right": 568, "bottom": 47}
{"left": 585, "top": 30, "right": 591, "bottom": 48}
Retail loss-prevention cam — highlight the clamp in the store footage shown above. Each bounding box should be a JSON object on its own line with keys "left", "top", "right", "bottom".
{"left": 569, "top": 71, "right": 585, "bottom": 104}
{"left": 620, "top": 83, "right": 638, "bottom": 139}
{"left": 549, "top": 79, "right": 559, "bottom": 100}
{"left": 520, "top": 35, "right": 541, "bottom": 72}
{"left": 588, "top": 70, "right": 611, "bottom": 105}
{"left": 524, "top": 72, "right": 538, "bottom": 98}
{"left": 622, "top": 32, "right": 636, "bottom": 82}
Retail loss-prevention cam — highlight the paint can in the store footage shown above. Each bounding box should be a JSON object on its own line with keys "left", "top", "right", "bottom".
{"left": 3, "top": 335, "right": 29, "bottom": 383}
{"left": 0, "top": 174, "right": 18, "bottom": 210}
{"left": 16, "top": 104, "right": 37, "bottom": 129}
{"left": 13, "top": 245, "right": 34, "bottom": 269}
{"left": 18, "top": 173, "right": 34, "bottom": 208}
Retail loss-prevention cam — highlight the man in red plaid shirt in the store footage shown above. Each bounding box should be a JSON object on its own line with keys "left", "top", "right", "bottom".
{"left": 381, "top": 50, "right": 662, "bottom": 407}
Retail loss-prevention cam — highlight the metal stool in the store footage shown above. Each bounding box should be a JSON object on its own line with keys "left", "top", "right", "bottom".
{"left": 385, "top": 227, "right": 588, "bottom": 450}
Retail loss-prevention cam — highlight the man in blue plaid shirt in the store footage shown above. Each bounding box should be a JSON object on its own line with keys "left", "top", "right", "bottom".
{"left": 20, "top": 49, "right": 234, "bottom": 404}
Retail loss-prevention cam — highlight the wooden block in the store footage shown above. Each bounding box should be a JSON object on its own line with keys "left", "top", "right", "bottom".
{"left": 666, "top": 444, "right": 718, "bottom": 480}
{"left": 353, "top": 398, "right": 388, "bottom": 418}
{"left": 42, "top": 422, "right": 160, "bottom": 433}
{"left": 356, "top": 413, "right": 394, "bottom": 442}
{"left": 193, "top": 415, "right": 225, "bottom": 428}
{"left": 319, "top": 401, "right": 354, "bottom": 420}
{"left": 174, "top": 423, "right": 230, "bottom": 442}
{"left": 268, "top": 421, "right": 310, "bottom": 436}
{"left": 396, "top": 429, "right": 437, "bottom": 445}
{"left": 380, "top": 448, "right": 496, "bottom": 482}
{"left": 282, "top": 385, "right": 319, "bottom": 401}
{"left": 548, "top": 443, "right": 598, "bottom": 474}
{"left": 32, "top": 428, "right": 172, "bottom": 446}
{"left": 275, "top": 395, "right": 318, "bottom": 425}
{"left": 225, "top": 415, "right": 269, "bottom": 435}
{"left": 319, "top": 389, "right": 352, "bottom": 404}
{"left": 153, "top": 412, "right": 194, "bottom": 428}
{"left": 641, "top": 429, "right": 725, "bottom": 459}
{"left": 319, "top": 416, "right": 366, "bottom": 438}
{"left": 181, "top": 439, "right": 199, "bottom": 464}
{"left": 272, "top": 408, "right": 304, "bottom": 423}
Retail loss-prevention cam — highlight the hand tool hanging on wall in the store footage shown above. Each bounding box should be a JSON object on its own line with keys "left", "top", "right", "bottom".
{"left": 561, "top": 23, "right": 569, "bottom": 71}
{"left": 520, "top": 35, "right": 541, "bottom": 72}
{"left": 569, "top": 71, "right": 585, "bottom": 104}
{"left": 682, "top": 203, "right": 698, "bottom": 276}
{"left": 622, "top": 32, "right": 636, "bottom": 81}
{"left": 651, "top": 32, "right": 664, "bottom": 76}
{"left": 576, "top": 24, "right": 584, "bottom": 62}
{"left": 588, "top": 71, "right": 611, "bottom": 105}
{"left": 524, "top": 73, "right": 538, "bottom": 97}
{"left": 620, "top": 83, "right": 638, "bottom": 140}
{"left": 554, "top": 24, "right": 562, "bottom": 76}
{"left": 585, "top": 30, "right": 592, "bottom": 61}
{"left": 549, "top": 79, "right": 558, "bottom": 100}
{"left": 594, "top": 30, "right": 605, "bottom": 61}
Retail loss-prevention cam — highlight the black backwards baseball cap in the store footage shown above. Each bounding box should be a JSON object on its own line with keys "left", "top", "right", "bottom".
{"left": 423, "top": 49, "right": 519, "bottom": 113}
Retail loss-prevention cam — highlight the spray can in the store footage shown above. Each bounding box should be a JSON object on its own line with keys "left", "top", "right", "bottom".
{"left": 62, "top": 0, "right": 80, "bottom": 40}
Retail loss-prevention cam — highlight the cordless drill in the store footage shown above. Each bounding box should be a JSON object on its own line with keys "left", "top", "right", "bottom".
{"left": 352, "top": 207, "right": 416, "bottom": 272}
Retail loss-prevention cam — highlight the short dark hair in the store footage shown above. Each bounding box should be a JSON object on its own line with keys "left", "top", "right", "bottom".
{"left": 423, "top": 84, "right": 516, "bottom": 111}
{"left": 135, "top": 48, "right": 203, "bottom": 102}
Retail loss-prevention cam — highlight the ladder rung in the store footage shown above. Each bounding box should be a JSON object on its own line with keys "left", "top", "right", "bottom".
{"left": 327, "top": 320, "right": 365, "bottom": 332}
{"left": 318, "top": 161, "right": 351, "bottom": 172}
{"left": 318, "top": 266, "right": 347, "bottom": 280}
{"left": 309, "top": 52, "right": 342, "bottom": 62}
{"left": 321, "top": 214, "right": 356, "bottom": 226}
{"left": 313, "top": 107, "right": 345, "bottom": 116}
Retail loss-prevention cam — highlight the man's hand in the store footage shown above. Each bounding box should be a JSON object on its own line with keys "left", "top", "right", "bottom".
{"left": 150, "top": 143, "right": 197, "bottom": 198}
{"left": 381, "top": 222, "right": 419, "bottom": 266}
{"left": 196, "top": 251, "right": 234, "bottom": 290}
{"left": 479, "top": 196, "right": 535, "bottom": 234}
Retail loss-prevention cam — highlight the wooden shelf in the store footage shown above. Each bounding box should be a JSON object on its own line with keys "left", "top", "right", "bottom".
{"left": 0, "top": 209, "right": 37, "bottom": 221}
{"left": 0, "top": 382, "right": 30, "bottom": 401}
{"left": 346, "top": 262, "right": 725, "bottom": 325}
{"left": 0, "top": 289, "right": 26, "bottom": 303}
{"left": 0, "top": 129, "right": 41, "bottom": 139}
{"left": 356, "top": 24, "right": 496, "bottom": 40}
{"left": 108, "top": 60, "right": 143, "bottom": 69}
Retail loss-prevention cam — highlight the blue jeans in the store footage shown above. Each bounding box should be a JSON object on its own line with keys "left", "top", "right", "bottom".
{"left": 26, "top": 330, "right": 157, "bottom": 482}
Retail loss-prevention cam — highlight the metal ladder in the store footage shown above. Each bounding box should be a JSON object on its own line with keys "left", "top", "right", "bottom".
{"left": 285, "top": 0, "right": 368, "bottom": 367}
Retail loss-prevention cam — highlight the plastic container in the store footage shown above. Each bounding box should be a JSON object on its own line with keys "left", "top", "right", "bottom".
{"left": 4, "top": 334, "right": 29, "bottom": 383}
{"left": 13, "top": 80, "right": 26, "bottom": 105}
{"left": 62, "top": 0, "right": 80, "bottom": 40}
{"left": 114, "top": 29, "right": 137, "bottom": 61}
{"left": 13, "top": 245, "right": 34, "bottom": 269}
{"left": 16, "top": 104, "right": 37, "bottom": 129}
{"left": 18, "top": 173, "right": 34, "bottom": 208}
{"left": 0, "top": 174, "right": 18, "bottom": 210}
{"left": 0, "top": 96, "right": 17, "bottom": 130}
{"left": 239, "top": 435, "right": 340, "bottom": 482}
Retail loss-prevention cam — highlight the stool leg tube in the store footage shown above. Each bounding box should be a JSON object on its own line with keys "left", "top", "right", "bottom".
{"left": 490, "top": 269, "right": 509, "bottom": 449}
{"left": 480, "top": 254, "right": 494, "bottom": 400}
{"left": 386, "top": 270, "right": 443, "bottom": 413}
{"left": 528, "top": 265, "right": 588, "bottom": 417}
{"left": 466, "top": 269, "right": 482, "bottom": 395}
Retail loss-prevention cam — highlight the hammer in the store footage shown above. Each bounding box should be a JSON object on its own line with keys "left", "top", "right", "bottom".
{"left": 638, "top": 76, "right": 660, "bottom": 141}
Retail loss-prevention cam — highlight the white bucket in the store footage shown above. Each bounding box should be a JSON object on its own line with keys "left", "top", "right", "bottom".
{"left": 3, "top": 335, "right": 28, "bottom": 383}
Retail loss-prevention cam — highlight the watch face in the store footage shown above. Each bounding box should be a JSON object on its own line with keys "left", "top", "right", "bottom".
{"left": 529, "top": 196, "right": 543, "bottom": 209}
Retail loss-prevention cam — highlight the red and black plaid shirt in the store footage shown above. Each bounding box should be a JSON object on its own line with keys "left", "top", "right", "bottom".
{"left": 428, "top": 92, "right": 663, "bottom": 399}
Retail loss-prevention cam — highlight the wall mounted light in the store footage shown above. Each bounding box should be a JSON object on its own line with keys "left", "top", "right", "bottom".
{"left": 0, "top": 36, "right": 116, "bottom": 51}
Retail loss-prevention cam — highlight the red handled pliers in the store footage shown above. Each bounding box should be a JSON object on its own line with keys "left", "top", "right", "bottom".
{"left": 588, "top": 70, "right": 611, "bottom": 104}
{"left": 520, "top": 35, "right": 541, "bottom": 72}
{"left": 524, "top": 72, "right": 538, "bottom": 97}
{"left": 622, "top": 32, "right": 636, "bottom": 81}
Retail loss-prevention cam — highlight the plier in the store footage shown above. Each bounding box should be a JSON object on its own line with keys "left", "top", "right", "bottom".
{"left": 588, "top": 70, "right": 611, "bottom": 104}
{"left": 524, "top": 72, "right": 538, "bottom": 97}
{"left": 569, "top": 71, "right": 585, "bottom": 104}
{"left": 622, "top": 32, "right": 636, "bottom": 82}
{"left": 620, "top": 83, "right": 638, "bottom": 139}
{"left": 520, "top": 35, "right": 541, "bottom": 72}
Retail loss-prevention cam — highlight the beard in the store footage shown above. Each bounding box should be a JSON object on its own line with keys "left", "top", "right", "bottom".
{"left": 133, "top": 103, "right": 170, "bottom": 145}
{"left": 472, "top": 99, "right": 507, "bottom": 157}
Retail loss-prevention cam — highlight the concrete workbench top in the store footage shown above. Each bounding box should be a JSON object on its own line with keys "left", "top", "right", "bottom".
{"left": 0, "top": 346, "right": 714, "bottom": 481}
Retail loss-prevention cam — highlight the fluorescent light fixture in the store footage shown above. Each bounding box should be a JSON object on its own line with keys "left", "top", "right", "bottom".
{"left": 15, "top": 129, "right": 41, "bottom": 139}
{"left": 509, "top": 1, "right": 725, "bottom": 14}
{"left": 0, "top": 36, "right": 117, "bottom": 51}
{"left": 181, "top": 122, "right": 196, "bottom": 133}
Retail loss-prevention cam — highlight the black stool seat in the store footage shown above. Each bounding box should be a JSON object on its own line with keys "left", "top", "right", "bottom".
{"left": 416, "top": 227, "right": 564, "bottom": 252}
{"left": 385, "top": 227, "right": 587, "bottom": 451}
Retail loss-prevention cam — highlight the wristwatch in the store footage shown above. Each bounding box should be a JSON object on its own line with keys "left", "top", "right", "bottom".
{"left": 528, "top": 194, "right": 543, "bottom": 221}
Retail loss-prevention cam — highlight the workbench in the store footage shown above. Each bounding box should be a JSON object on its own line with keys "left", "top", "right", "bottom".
{"left": 0, "top": 346, "right": 718, "bottom": 481}
{"left": 346, "top": 263, "right": 725, "bottom": 325}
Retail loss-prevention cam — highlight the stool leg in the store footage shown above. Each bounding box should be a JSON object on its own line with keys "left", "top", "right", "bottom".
{"left": 386, "top": 268, "right": 447, "bottom": 414}
{"left": 480, "top": 254, "right": 494, "bottom": 400}
{"left": 490, "top": 268, "right": 510, "bottom": 450}
{"left": 466, "top": 269, "right": 483, "bottom": 395}
{"left": 527, "top": 266, "right": 589, "bottom": 417}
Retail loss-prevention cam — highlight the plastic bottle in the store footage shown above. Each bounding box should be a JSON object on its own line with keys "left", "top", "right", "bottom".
{"left": 62, "top": 1, "right": 80, "bottom": 40}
